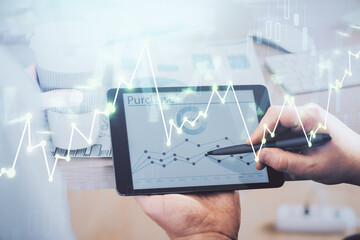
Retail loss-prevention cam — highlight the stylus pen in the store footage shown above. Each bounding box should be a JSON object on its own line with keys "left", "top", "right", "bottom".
{"left": 207, "top": 133, "right": 332, "bottom": 155}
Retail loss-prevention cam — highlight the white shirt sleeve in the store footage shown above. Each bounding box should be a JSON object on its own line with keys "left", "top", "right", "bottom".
{"left": 0, "top": 46, "right": 76, "bottom": 240}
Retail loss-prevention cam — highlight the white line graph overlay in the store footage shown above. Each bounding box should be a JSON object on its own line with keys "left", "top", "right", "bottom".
{"left": 1, "top": 42, "right": 359, "bottom": 181}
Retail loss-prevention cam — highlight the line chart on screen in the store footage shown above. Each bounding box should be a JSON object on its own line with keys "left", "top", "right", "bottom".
{"left": 0, "top": 40, "right": 359, "bottom": 182}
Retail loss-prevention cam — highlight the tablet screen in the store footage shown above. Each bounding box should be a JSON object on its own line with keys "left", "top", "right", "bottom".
{"left": 123, "top": 87, "right": 269, "bottom": 189}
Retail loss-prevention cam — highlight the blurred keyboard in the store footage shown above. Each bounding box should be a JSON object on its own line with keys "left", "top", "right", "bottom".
{"left": 265, "top": 46, "right": 360, "bottom": 95}
{"left": 51, "top": 144, "right": 112, "bottom": 158}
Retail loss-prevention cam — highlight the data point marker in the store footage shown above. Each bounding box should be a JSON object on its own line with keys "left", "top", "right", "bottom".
{"left": 7, "top": 168, "right": 15, "bottom": 178}
{"left": 107, "top": 103, "right": 116, "bottom": 114}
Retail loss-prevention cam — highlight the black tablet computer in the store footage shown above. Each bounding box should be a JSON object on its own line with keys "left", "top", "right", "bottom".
{"left": 107, "top": 85, "right": 284, "bottom": 196}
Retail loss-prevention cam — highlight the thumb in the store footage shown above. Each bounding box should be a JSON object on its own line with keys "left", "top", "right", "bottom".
{"left": 41, "top": 89, "right": 83, "bottom": 110}
{"left": 134, "top": 195, "right": 148, "bottom": 205}
{"left": 258, "top": 148, "right": 310, "bottom": 176}
{"left": 134, "top": 195, "right": 162, "bottom": 217}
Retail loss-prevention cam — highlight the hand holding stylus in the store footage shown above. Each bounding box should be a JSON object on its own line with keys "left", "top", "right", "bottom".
{"left": 248, "top": 104, "right": 360, "bottom": 185}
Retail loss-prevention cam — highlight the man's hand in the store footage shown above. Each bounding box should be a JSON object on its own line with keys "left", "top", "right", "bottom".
{"left": 248, "top": 104, "right": 360, "bottom": 186}
{"left": 135, "top": 191, "right": 240, "bottom": 240}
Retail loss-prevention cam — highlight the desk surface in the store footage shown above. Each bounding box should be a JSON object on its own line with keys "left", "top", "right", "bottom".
{"left": 68, "top": 182, "right": 360, "bottom": 240}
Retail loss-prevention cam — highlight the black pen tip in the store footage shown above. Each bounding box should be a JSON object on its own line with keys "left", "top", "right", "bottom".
{"left": 206, "top": 151, "right": 212, "bottom": 155}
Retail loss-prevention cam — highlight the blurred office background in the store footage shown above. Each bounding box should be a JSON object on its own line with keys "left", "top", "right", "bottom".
{"left": 1, "top": 0, "right": 360, "bottom": 239}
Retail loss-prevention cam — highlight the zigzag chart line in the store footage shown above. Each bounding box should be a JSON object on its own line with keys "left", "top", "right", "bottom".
{"left": 0, "top": 42, "right": 359, "bottom": 182}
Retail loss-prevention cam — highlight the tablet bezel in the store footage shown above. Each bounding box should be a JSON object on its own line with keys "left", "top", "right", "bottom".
{"left": 108, "top": 85, "right": 284, "bottom": 196}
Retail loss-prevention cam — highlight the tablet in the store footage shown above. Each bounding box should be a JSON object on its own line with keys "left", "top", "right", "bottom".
{"left": 108, "top": 85, "right": 284, "bottom": 196}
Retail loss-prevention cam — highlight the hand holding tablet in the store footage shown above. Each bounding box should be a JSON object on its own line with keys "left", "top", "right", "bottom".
{"left": 107, "top": 85, "right": 285, "bottom": 195}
